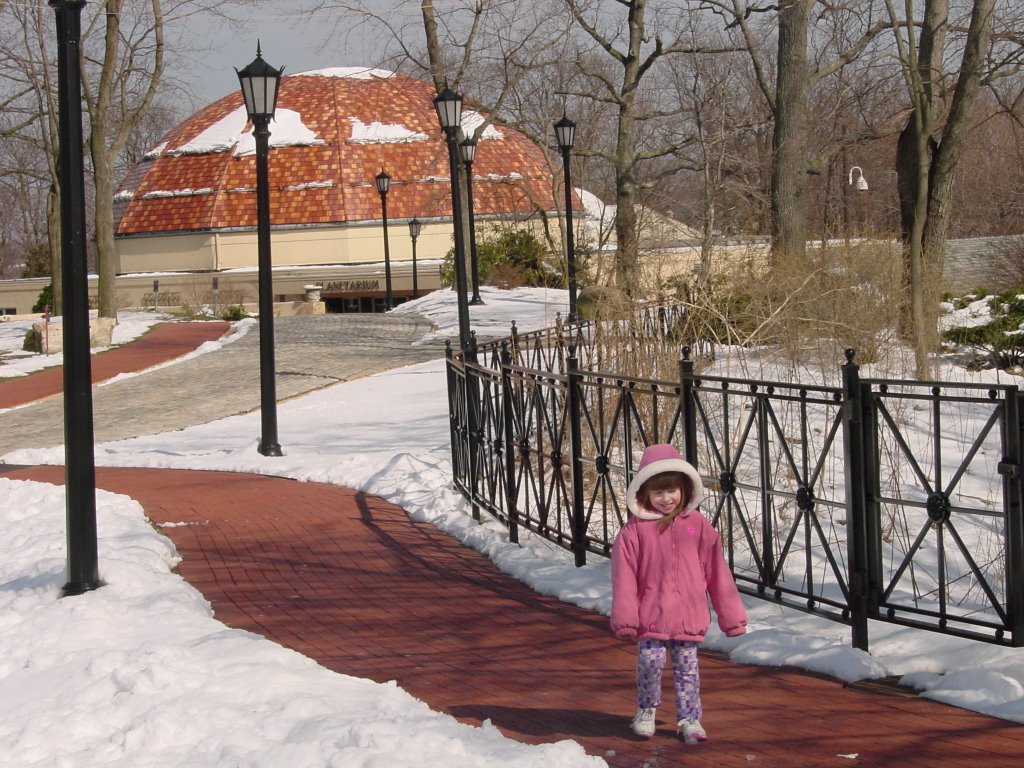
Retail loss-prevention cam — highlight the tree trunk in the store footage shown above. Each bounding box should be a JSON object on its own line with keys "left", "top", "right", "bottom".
{"left": 770, "top": 0, "right": 814, "bottom": 263}
{"left": 613, "top": 90, "right": 640, "bottom": 295}
{"left": 47, "top": 183, "right": 63, "bottom": 314}
{"left": 895, "top": 0, "right": 994, "bottom": 377}
{"left": 418, "top": 0, "right": 472, "bottom": 291}
{"left": 921, "top": 0, "right": 995, "bottom": 286}
{"left": 92, "top": 138, "right": 117, "bottom": 317}
{"left": 83, "top": 0, "right": 165, "bottom": 320}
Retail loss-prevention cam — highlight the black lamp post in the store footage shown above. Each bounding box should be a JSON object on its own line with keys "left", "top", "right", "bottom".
{"left": 375, "top": 168, "right": 394, "bottom": 310}
{"left": 554, "top": 114, "right": 578, "bottom": 323}
{"left": 459, "top": 138, "right": 484, "bottom": 305}
{"left": 237, "top": 44, "right": 284, "bottom": 457}
{"left": 50, "top": 0, "right": 100, "bottom": 597}
{"left": 408, "top": 217, "right": 422, "bottom": 299}
{"left": 434, "top": 85, "right": 471, "bottom": 351}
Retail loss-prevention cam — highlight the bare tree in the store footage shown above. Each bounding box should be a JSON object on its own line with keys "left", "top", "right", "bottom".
{"left": 659, "top": 32, "right": 768, "bottom": 276}
{"left": 80, "top": 1, "right": 170, "bottom": 319}
{"left": 0, "top": 1, "right": 63, "bottom": 308}
{"left": 726, "top": 0, "right": 896, "bottom": 262}
{"left": 560, "top": 1, "right": 745, "bottom": 294}
{"left": 886, "top": 0, "right": 999, "bottom": 376}
{"left": 0, "top": 1, "right": 242, "bottom": 316}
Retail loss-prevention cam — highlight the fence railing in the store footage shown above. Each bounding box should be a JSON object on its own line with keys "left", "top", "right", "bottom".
{"left": 445, "top": 314, "right": 1024, "bottom": 652}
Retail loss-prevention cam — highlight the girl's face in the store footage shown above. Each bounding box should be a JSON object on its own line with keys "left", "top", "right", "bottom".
{"left": 647, "top": 485, "right": 682, "bottom": 516}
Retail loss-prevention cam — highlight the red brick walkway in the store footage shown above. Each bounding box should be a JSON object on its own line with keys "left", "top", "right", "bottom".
{"left": 0, "top": 320, "right": 229, "bottom": 409}
{"left": 7, "top": 464, "right": 1024, "bottom": 768}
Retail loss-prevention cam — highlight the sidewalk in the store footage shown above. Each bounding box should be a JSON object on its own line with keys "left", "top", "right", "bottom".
{"left": 0, "top": 321, "right": 230, "bottom": 409}
{"left": 2, "top": 322, "right": 1023, "bottom": 767}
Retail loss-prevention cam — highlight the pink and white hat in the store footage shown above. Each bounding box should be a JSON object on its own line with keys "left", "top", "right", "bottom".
{"left": 625, "top": 443, "right": 704, "bottom": 518}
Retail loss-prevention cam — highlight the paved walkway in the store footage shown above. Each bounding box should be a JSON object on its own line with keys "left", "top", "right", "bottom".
{"left": 0, "top": 320, "right": 231, "bottom": 409}
{"left": 2, "top": 319, "right": 1023, "bottom": 767}
{"left": 0, "top": 314, "right": 445, "bottom": 454}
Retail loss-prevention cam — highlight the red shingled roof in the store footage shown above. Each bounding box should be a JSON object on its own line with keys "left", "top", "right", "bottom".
{"left": 115, "top": 69, "right": 560, "bottom": 236}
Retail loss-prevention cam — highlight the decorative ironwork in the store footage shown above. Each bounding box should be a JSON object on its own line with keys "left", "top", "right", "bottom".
{"left": 445, "top": 308, "right": 1024, "bottom": 651}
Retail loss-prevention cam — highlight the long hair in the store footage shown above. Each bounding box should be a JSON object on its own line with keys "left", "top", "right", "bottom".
{"left": 637, "top": 471, "right": 696, "bottom": 532}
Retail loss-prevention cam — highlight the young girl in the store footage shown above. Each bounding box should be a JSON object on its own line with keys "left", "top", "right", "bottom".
{"left": 611, "top": 443, "right": 747, "bottom": 743}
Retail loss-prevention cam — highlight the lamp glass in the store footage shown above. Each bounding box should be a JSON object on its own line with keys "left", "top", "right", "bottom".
{"left": 409, "top": 218, "right": 422, "bottom": 239}
{"left": 375, "top": 169, "right": 391, "bottom": 195}
{"left": 236, "top": 49, "right": 283, "bottom": 119}
{"left": 554, "top": 115, "right": 576, "bottom": 150}
{"left": 434, "top": 86, "right": 463, "bottom": 130}
{"left": 459, "top": 138, "right": 477, "bottom": 164}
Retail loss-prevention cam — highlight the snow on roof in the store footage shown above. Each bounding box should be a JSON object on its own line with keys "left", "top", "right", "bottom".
{"left": 295, "top": 67, "right": 395, "bottom": 80}
{"left": 576, "top": 187, "right": 613, "bottom": 223}
{"left": 144, "top": 142, "right": 168, "bottom": 160}
{"left": 168, "top": 106, "right": 325, "bottom": 157}
{"left": 462, "top": 110, "right": 503, "bottom": 140}
{"left": 349, "top": 118, "right": 429, "bottom": 144}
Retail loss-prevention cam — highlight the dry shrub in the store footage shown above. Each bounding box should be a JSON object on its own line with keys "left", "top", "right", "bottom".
{"left": 489, "top": 263, "right": 531, "bottom": 289}
{"left": 573, "top": 238, "right": 905, "bottom": 382}
{"left": 667, "top": 240, "right": 903, "bottom": 368}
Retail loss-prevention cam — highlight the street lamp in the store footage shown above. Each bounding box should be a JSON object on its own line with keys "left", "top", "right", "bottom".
{"left": 848, "top": 166, "right": 868, "bottom": 191}
{"left": 554, "top": 114, "right": 578, "bottom": 323}
{"left": 433, "top": 84, "right": 471, "bottom": 351}
{"left": 237, "top": 44, "right": 284, "bottom": 457}
{"left": 408, "top": 217, "right": 422, "bottom": 299}
{"left": 375, "top": 168, "right": 394, "bottom": 309}
{"left": 459, "top": 138, "right": 484, "bottom": 305}
{"left": 50, "top": 0, "right": 101, "bottom": 597}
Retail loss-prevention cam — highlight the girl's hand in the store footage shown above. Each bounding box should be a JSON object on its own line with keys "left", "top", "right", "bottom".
{"left": 615, "top": 629, "right": 637, "bottom": 641}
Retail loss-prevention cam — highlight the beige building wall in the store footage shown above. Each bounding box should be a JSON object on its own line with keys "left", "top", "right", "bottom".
{"left": 116, "top": 233, "right": 217, "bottom": 273}
{"left": 117, "top": 221, "right": 456, "bottom": 274}
{"left": 0, "top": 261, "right": 446, "bottom": 317}
{"left": 0, "top": 219, "right": 456, "bottom": 316}
{"left": 0, "top": 278, "right": 50, "bottom": 318}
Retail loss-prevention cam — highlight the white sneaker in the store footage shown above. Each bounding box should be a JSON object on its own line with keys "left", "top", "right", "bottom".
{"left": 631, "top": 707, "right": 656, "bottom": 738}
{"left": 677, "top": 717, "right": 707, "bottom": 744}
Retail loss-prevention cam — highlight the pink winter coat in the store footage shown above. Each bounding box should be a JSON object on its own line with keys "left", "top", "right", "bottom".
{"left": 611, "top": 510, "right": 748, "bottom": 642}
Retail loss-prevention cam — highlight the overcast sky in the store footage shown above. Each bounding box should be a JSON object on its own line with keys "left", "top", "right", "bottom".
{"left": 172, "top": 2, "right": 413, "bottom": 107}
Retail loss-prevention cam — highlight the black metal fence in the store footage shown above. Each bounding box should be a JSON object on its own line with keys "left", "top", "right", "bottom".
{"left": 445, "top": 315, "right": 1024, "bottom": 652}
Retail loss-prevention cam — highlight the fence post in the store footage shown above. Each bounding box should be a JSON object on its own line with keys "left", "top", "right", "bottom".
{"left": 509, "top": 320, "right": 519, "bottom": 361}
{"left": 680, "top": 346, "right": 698, "bottom": 468}
{"left": 841, "top": 349, "right": 870, "bottom": 652}
{"left": 567, "top": 343, "right": 587, "bottom": 566}
{"left": 1002, "top": 391, "right": 1024, "bottom": 646}
{"left": 501, "top": 342, "right": 519, "bottom": 545}
{"left": 444, "top": 340, "right": 461, "bottom": 485}
{"left": 467, "top": 333, "right": 481, "bottom": 522}
{"left": 757, "top": 382, "right": 774, "bottom": 592}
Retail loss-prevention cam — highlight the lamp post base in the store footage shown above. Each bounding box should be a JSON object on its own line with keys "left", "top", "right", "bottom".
{"left": 61, "top": 579, "right": 103, "bottom": 598}
{"left": 258, "top": 440, "right": 283, "bottom": 457}
{"left": 469, "top": 295, "right": 485, "bottom": 305}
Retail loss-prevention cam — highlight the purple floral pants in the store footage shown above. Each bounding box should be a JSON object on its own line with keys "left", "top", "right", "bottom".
{"left": 635, "top": 638, "right": 702, "bottom": 721}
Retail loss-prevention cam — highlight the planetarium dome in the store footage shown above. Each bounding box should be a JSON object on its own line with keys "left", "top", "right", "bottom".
{"left": 113, "top": 67, "right": 560, "bottom": 278}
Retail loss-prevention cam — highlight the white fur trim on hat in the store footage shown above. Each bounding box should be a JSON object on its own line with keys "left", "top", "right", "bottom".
{"left": 626, "top": 443, "right": 705, "bottom": 519}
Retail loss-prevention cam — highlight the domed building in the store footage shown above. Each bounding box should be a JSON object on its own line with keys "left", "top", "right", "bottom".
{"left": 111, "top": 67, "right": 562, "bottom": 313}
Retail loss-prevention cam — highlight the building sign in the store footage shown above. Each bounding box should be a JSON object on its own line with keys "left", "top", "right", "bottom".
{"left": 324, "top": 279, "right": 381, "bottom": 294}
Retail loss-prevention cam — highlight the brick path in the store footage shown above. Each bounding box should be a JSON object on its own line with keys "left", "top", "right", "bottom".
{"left": 3, "top": 320, "right": 1024, "bottom": 767}
{"left": 0, "top": 321, "right": 230, "bottom": 409}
